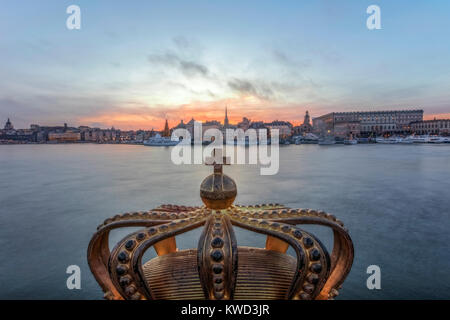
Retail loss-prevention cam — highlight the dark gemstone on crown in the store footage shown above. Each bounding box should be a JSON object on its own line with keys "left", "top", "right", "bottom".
{"left": 311, "top": 263, "right": 322, "bottom": 274}
{"left": 211, "top": 237, "right": 224, "bottom": 248}
{"left": 136, "top": 233, "right": 145, "bottom": 241}
{"left": 303, "top": 237, "right": 314, "bottom": 248}
{"left": 293, "top": 230, "right": 303, "bottom": 239}
{"left": 125, "top": 240, "right": 135, "bottom": 250}
{"left": 119, "top": 275, "right": 131, "bottom": 287}
{"left": 116, "top": 265, "right": 127, "bottom": 276}
{"left": 212, "top": 264, "right": 223, "bottom": 274}
{"left": 118, "top": 251, "right": 129, "bottom": 263}
{"left": 310, "top": 249, "right": 321, "bottom": 261}
{"left": 211, "top": 249, "right": 224, "bottom": 262}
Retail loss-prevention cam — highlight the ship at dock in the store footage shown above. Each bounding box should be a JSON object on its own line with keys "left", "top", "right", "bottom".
{"left": 143, "top": 133, "right": 179, "bottom": 146}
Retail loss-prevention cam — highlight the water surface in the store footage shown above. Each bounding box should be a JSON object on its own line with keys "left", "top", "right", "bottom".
{"left": 0, "top": 144, "right": 449, "bottom": 299}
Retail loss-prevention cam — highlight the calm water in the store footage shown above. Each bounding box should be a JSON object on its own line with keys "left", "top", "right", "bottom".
{"left": 0, "top": 144, "right": 449, "bottom": 299}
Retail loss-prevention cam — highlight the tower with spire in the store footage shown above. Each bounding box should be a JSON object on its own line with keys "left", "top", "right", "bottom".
{"left": 162, "top": 119, "right": 170, "bottom": 137}
{"left": 303, "top": 110, "right": 311, "bottom": 126}
{"left": 224, "top": 106, "right": 229, "bottom": 128}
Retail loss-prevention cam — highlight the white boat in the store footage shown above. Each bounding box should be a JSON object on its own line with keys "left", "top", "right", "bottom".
{"left": 410, "top": 135, "right": 430, "bottom": 143}
{"left": 344, "top": 134, "right": 358, "bottom": 145}
{"left": 428, "top": 136, "right": 446, "bottom": 144}
{"left": 400, "top": 136, "right": 414, "bottom": 144}
{"left": 376, "top": 137, "right": 402, "bottom": 144}
{"left": 344, "top": 139, "right": 358, "bottom": 145}
{"left": 318, "top": 136, "right": 336, "bottom": 145}
{"left": 295, "top": 133, "right": 319, "bottom": 144}
{"left": 143, "top": 134, "right": 179, "bottom": 146}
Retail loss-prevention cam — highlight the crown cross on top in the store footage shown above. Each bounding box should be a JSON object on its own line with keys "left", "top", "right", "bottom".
{"left": 205, "top": 149, "right": 231, "bottom": 174}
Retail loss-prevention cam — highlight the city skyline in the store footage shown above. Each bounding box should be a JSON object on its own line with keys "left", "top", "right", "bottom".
{"left": 0, "top": 107, "right": 439, "bottom": 132}
{"left": 1, "top": 1, "right": 450, "bottom": 130}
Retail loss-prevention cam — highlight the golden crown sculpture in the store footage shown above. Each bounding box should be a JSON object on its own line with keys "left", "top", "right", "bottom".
{"left": 87, "top": 150, "right": 354, "bottom": 300}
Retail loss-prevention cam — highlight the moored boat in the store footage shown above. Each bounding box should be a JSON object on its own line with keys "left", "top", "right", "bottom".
{"left": 376, "top": 136, "right": 402, "bottom": 144}
{"left": 428, "top": 136, "right": 446, "bottom": 143}
{"left": 143, "top": 134, "right": 179, "bottom": 146}
{"left": 400, "top": 136, "right": 414, "bottom": 144}
{"left": 344, "top": 139, "right": 358, "bottom": 145}
{"left": 318, "top": 136, "right": 336, "bottom": 145}
{"left": 344, "top": 134, "right": 358, "bottom": 145}
{"left": 410, "top": 135, "right": 430, "bottom": 143}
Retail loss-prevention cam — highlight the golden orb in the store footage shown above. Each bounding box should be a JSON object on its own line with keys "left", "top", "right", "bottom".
{"left": 200, "top": 173, "right": 237, "bottom": 209}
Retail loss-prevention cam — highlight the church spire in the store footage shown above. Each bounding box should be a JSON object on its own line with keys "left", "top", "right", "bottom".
{"left": 224, "top": 106, "right": 229, "bottom": 128}
{"left": 162, "top": 119, "right": 170, "bottom": 137}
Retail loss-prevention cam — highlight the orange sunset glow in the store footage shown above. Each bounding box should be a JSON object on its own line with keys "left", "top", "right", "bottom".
{"left": 78, "top": 96, "right": 313, "bottom": 130}
{"left": 79, "top": 99, "right": 450, "bottom": 131}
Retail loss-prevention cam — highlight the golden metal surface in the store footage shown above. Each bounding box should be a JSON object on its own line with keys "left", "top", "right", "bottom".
{"left": 265, "top": 236, "right": 289, "bottom": 253}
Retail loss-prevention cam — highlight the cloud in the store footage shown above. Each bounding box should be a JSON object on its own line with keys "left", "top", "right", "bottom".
{"left": 272, "top": 49, "right": 311, "bottom": 69}
{"left": 179, "top": 60, "right": 209, "bottom": 77}
{"left": 147, "top": 52, "right": 209, "bottom": 77}
{"left": 172, "top": 35, "right": 201, "bottom": 52}
{"left": 227, "top": 78, "right": 274, "bottom": 100}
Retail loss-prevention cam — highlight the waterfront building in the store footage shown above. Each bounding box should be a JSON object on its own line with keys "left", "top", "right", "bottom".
{"left": 4, "top": 118, "right": 14, "bottom": 131}
{"left": 265, "top": 120, "right": 293, "bottom": 137}
{"left": 184, "top": 118, "right": 196, "bottom": 137}
{"left": 0, "top": 118, "right": 36, "bottom": 142}
{"left": 249, "top": 121, "right": 266, "bottom": 130}
{"left": 333, "top": 121, "right": 361, "bottom": 138}
{"left": 119, "top": 130, "right": 137, "bottom": 142}
{"left": 410, "top": 118, "right": 450, "bottom": 135}
{"left": 312, "top": 109, "right": 423, "bottom": 137}
{"left": 293, "top": 110, "right": 313, "bottom": 135}
{"left": 79, "top": 126, "right": 120, "bottom": 142}
{"left": 174, "top": 119, "right": 186, "bottom": 129}
{"left": 237, "top": 117, "right": 251, "bottom": 131}
{"left": 203, "top": 120, "right": 222, "bottom": 134}
{"left": 48, "top": 132, "right": 81, "bottom": 142}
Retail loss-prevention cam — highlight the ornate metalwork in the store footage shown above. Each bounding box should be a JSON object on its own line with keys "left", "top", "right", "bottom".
{"left": 87, "top": 152, "right": 354, "bottom": 300}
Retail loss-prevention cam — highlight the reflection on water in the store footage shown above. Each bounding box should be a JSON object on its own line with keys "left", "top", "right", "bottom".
{"left": 0, "top": 144, "right": 449, "bottom": 299}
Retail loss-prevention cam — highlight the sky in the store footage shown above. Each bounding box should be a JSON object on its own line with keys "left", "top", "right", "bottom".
{"left": 1, "top": 0, "right": 449, "bottom": 130}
